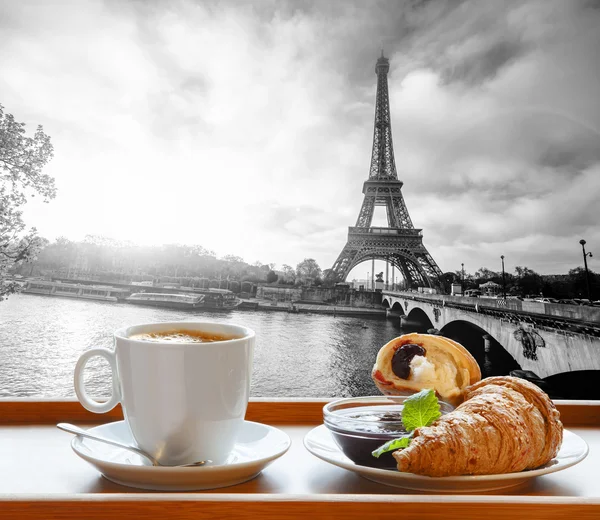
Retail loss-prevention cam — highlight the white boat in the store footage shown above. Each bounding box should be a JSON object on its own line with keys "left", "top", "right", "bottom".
{"left": 21, "top": 280, "right": 129, "bottom": 302}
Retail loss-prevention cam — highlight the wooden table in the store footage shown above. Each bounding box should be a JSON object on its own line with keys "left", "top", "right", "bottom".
{"left": 1, "top": 399, "right": 599, "bottom": 519}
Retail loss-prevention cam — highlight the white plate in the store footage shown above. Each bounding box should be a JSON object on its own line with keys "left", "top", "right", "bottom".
{"left": 71, "top": 420, "right": 291, "bottom": 491}
{"left": 303, "top": 425, "right": 588, "bottom": 493}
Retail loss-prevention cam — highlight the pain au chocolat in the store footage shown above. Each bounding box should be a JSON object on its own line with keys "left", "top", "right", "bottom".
{"left": 371, "top": 333, "right": 481, "bottom": 406}
{"left": 392, "top": 376, "right": 563, "bottom": 476}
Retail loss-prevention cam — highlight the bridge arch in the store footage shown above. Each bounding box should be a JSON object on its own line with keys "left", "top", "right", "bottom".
{"left": 391, "top": 301, "right": 405, "bottom": 315}
{"left": 381, "top": 296, "right": 406, "bottom": 314}
{"left": 406, "top": 307, "right": 435, "bottom": 331}
{"left": 439, "top": 320, "right": 521, "bottom": 377}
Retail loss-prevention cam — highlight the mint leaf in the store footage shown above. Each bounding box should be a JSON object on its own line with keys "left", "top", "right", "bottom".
{"left": 401, "top": 388, "right": 441, "bottom": 431}
{"left": 371, "top": 390, "right": 442, "bottom": 460}
{"left": 372, "top": 433, "right": 413, "bottom": 458}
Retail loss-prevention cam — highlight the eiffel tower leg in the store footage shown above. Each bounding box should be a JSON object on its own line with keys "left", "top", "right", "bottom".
{"left": 385, "top": 251, "right": 437, "bottom": 289}
{"left": 329, "top": 242, "right": 360, "bottom": 282}
{"left": 397, "top": 257, "right": 424, "bottom": 289}
{"left": 413, "top": 247, "right": 443, "bottom": 287}
{"left": 356, "top": 196, "right": 375, "bottom": 228}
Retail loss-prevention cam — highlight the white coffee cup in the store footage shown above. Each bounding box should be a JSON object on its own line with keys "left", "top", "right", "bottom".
{"left": 74, "top": 321, "right": 255, "bottom": 465}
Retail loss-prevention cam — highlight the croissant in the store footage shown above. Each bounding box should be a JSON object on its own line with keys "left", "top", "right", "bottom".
{"left": 392, "top": 376, "right": 563, "bottom": 476}
{"left": 372, "top": 333, "right": 481, "bottom": 406}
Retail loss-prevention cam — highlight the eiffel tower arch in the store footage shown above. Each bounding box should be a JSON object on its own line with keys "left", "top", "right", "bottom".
{"left": 328, "top": 52, "right": 443, "bottom": 289}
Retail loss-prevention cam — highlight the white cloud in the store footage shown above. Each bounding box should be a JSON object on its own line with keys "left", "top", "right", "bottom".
{"left": 1, "top": 0, "right": 599, "bottom": 277}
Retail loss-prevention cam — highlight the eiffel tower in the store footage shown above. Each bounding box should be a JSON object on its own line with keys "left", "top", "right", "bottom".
{"left": 329, "top": 52, "right": 443, "bottom": 289}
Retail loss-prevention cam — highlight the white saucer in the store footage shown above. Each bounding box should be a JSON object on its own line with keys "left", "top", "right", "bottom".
{"left": 304, "top": 425, "right": 588, "bottom": 493}
{"left": 71, "top": 420, "right": 291, "bottom": 491}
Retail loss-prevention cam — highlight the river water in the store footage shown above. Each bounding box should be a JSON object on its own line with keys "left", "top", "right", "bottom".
{"left": 0, "top": 294, "right": 410, "bottom": 399}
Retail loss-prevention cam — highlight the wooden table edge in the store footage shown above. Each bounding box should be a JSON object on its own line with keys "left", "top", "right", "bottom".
{"left": 4, "top": 492, "right": 600, "bottom": 503}
{"left": 3, "top": 495, "right": 600, "bottom": 520}
{"left": 0, "top": 398, "right": 598, "bottom": 426}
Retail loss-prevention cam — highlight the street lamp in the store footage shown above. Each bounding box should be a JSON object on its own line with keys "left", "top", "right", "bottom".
{"left": 461, "top": 263, "right": 465, "bottom": 295}
{"left": 500, "top": 255, "right": 506, "bottom": 299}
{"left": 580, "top": 239, "right": 593, "bottom": 301}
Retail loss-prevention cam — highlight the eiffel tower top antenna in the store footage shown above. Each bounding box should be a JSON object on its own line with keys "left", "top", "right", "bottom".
{"left": 370, "top": 47, "right": 395, "bottom": 181}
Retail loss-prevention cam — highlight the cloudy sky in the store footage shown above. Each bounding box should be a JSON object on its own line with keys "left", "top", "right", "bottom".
{"left": 1, "top": 0, "right": 599, "bottom": 279}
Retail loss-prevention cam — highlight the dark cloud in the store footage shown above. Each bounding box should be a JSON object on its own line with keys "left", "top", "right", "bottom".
{"left": 441, "top": 38, "right": 529, "bottom": 85}
{"left": 582, "top": 0, "right": 600, "bottom": 9}
{"left": 538, "top": 139, "right": 600, "bottom": 172}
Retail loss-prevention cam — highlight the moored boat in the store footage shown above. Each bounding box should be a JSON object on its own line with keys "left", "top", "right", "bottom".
{"left": 125, "top": 292, "right": 206, "bottom": 309}
{"left": 197, "top": 288, "right": 243, "bottom": 310}
{"left": 126, "top": 289, "right": 242, "bottom": 311}
{"left": 21, "top": 280, "right": 129, "bottom": 302}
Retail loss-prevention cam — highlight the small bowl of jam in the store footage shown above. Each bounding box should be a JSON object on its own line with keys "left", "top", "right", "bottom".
{"left": 323, "top": 395, "right": 454, "bottom": 469}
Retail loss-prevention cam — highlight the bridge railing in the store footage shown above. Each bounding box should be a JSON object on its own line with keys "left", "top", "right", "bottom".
{"left": 383, "top": 290, "right": 600, "bottom": 324}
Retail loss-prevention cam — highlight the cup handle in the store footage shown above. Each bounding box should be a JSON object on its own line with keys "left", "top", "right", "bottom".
{"left": 74, "top": 348, "right": 121, "bottom": 413}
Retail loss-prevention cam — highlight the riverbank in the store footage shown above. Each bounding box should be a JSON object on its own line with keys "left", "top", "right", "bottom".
{"left": 17, "top": 278, "right": 388, "bottom": 317}
{"left": 240, "top": 299, "right": 386, "bottom": 318}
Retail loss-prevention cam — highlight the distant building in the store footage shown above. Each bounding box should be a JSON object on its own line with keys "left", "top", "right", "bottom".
{"left": 350, "top": 278, "right": 369, "bottom": 290}
{"left": 451, "top": 283, "right": 463, "bottom": 296}
{"left": 256, "top": 284, "right": 302, "bottom": 301}
{"left": 479, "top": 281, "right": 501, "bottom": 296}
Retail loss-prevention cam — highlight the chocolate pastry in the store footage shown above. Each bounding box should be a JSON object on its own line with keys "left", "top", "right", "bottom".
{"left": 392, "top": 376, "right": 563, "bottom": 476}
{"left": 372, "top": 333, "right": 481, "bottom": 406}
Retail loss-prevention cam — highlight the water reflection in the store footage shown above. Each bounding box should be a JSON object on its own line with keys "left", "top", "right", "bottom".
{"left": 0, "top": 294, "right": 405, "bottom": 398}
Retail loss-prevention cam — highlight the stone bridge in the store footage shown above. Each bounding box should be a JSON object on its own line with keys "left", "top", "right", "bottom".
{"left": 381, "top": 291, "right": 600, "bottom": 381}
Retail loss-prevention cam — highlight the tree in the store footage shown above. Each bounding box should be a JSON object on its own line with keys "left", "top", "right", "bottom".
{"left": 266, "top": 270, "right": 278, "bottom": 283}
{"left": 514, "top": 266, "right": 543, "bottom": 296}
{"left": 1, "top": 104, "right": 55, "bottom": 299}
{"left": 474, "top": 267, "right": 500, "bottom": 281}
{"left": 35, "top": 236, "right": 75, "bottom": 273}
{"left": 296, "top": 258, "right": 322, "bottom": 284}
{"left": 222, "top": 254, "right": 244, "bottom": 264}
{"left": 438, "top": 272, "right": 457, "bottom": 294}
{"left": 321, "top": 268, "right": 334, "bottom": 286}
{"left": 568, "top": 267, "right": 599, "bottom": 299}
{"left": 281, "top": 264, "right": 296, "bottom": 284}
{"left": 221, "top": 254, "right": 246, "bottom": 280}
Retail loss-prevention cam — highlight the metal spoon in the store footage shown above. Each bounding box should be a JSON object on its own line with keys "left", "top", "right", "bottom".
{"left": 57, "top": 423, "right": 211, "bottom": 467}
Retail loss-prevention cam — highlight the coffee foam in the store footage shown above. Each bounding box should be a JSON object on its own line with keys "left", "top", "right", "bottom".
{"left": 129, "top": 329, "right": 241, "bottom": 343}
